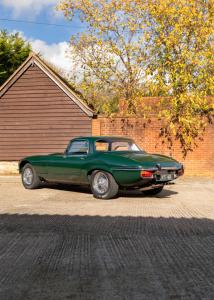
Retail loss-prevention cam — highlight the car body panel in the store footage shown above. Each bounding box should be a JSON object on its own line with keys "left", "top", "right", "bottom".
{"left": 19, "top": 136, "right": 184, "bottom": 187}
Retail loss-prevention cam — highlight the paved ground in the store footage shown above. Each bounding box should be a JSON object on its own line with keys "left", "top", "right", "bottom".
{"left": 0, "top": 176, "right": 214, "bottom": 300}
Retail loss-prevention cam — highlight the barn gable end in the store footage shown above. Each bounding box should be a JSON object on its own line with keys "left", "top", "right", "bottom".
{"left": 0, "top": 54, "right": 94, "bottom": 161}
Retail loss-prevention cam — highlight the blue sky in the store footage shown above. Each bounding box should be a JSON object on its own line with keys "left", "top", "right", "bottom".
{"left": 0, "top": 0, "right": 84, "bottom": 73}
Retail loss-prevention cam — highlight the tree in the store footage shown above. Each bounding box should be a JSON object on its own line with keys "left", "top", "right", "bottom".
{"left": 0, "top": 30, "right": 31, "bottom": 85}
{"left": 58, "top": 0, "right": 213, "bottom": 155}
{"left": 57, "top": 0, "right": 151, "bottom": 113}
{"left": 133, "top": 0, "right": 214, "bottom": 155}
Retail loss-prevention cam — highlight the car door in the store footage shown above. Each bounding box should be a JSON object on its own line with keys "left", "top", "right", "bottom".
{"left": 45, "top": 139, "right": 89, "bottom": 183}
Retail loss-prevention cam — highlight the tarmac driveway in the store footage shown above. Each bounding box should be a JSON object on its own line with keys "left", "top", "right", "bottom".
{"left": 0, "top": 176, "right": 214, "bottom": 300}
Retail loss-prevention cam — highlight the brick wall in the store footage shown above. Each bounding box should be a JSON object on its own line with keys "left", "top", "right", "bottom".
{"left": 92, "top": 117, "right": 214, "bottom": 177}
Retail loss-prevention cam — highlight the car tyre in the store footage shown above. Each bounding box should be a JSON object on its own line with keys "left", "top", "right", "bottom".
{"left": 143, "top": 186, "right": 164, "bottom": 196}
{"left": 90, "top": 170, "right": 119, "bottom": 199}
{"left": 21, "top": 163, "right": 41, "bottom": 189}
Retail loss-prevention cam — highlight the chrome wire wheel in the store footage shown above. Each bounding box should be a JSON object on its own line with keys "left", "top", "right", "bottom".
{"left": 23, "top": 167, "right": 34, "bottom": 185}
{"left": 92, "top": 172, "right": 109, "bottom": 195}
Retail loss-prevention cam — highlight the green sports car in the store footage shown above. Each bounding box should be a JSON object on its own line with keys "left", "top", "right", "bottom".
{"left": 19, "top": 136, "right": 184, "bottom": 199}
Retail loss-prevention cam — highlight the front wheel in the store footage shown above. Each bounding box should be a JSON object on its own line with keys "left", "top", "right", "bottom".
{"left": 21, "top": 163, "right": 41, "bottom": 189}
{"left": 90, "top": 170, "right": 119, "bottom": 199}
{"left": 143, "top": 186, "right": 164, "bottom": 196}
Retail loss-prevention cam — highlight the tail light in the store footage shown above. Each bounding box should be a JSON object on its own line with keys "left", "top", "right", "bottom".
{"left": 178, "top": 165, "right": 184, "bottom": 176}
{"left": 141, "top": 170, "right": 154, "bottom": 178}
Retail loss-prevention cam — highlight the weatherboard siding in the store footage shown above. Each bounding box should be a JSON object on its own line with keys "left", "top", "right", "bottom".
{"left": 0, "top": 64, "right": 92, "bottom": 160}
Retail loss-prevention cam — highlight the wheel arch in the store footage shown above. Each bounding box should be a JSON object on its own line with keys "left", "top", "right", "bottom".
{"left": 19, "top": 160, "right": 30, "bottom": 173}
{"left": 87, "top": 167, "right": 113, "bottom": 177}
{"left": 87, "top": 168, "right": 122, "bottom": 188}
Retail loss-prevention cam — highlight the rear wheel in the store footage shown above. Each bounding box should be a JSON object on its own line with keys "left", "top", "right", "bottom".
{"left": 21, "top": 163, "right": 41, "bottom": 189}
{"left": 143, "top": 186, "right": 164, "bottom": 196}
{"left": 90, "top": 170, "right": 119, "bottom": 199}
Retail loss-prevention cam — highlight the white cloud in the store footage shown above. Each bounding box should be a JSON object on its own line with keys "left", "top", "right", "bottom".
{"left": 30, "top": 39, "right": 74, "bottom": 74}
{"left": 11, "top": 30, "right": 79, "bottom": 77}
{"left": 2, "top": 0, "right": 58, "bottom": 16}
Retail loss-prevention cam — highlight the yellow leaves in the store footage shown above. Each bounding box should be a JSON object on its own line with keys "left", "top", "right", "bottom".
{"left": 169, "top": 122, "right": 177, "bottom": 136}
{"left": 57, "top": 0, "right": 214, "bottom": 155}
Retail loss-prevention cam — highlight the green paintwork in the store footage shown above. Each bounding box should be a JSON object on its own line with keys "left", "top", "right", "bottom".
{"left": 19, "top": 136, "right": 183, "bottom": 187}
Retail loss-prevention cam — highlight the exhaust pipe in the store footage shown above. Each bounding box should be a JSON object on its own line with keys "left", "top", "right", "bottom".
{"left": 139, "top": 184, "right": 164, "bottom": 191}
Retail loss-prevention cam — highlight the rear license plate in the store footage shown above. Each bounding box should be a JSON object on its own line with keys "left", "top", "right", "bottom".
{"left": 159, "top": 173, "right": 174, "bottom": 181}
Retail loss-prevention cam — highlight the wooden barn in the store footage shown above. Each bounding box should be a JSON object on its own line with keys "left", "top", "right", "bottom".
{"left": 0, "top": 53, "right": 94, "bottom": 161}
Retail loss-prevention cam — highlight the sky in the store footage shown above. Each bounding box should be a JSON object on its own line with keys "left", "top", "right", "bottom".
{"left": 0, "top": 0, "right": 84, "bottom": 73}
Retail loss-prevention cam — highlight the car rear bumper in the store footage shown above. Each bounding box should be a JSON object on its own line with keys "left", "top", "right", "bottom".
{"left": 112, "top": 164, "right": 184, "bottom": 188}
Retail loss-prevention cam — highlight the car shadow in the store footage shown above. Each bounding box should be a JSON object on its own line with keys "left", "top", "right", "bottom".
{"left": 43, "top": 183, "right": 178, "bottom": 199}
{"left": 44, "top": 183, "right": 92, "bottom": 194}
{"left": 118, "top": 188, "right": 178, "bottom": 198}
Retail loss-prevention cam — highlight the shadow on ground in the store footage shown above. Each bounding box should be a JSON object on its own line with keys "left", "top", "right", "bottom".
{"left": 0, "top": 214, "right": 214, "bottom": 300}
{"left": 43, "top": 183, "right": 178, "bottom": 198}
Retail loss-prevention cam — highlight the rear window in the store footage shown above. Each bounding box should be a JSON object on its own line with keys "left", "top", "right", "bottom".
{"left": 112, "top": 141, "right": 130, "bottom": 151}
{"left": 95, "top": 140, "right": 141, "bottom": 152}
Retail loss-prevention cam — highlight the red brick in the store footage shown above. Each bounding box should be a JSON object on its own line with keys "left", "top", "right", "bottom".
{"left": 92, "top": 117, "right": 214, "bottom": 177}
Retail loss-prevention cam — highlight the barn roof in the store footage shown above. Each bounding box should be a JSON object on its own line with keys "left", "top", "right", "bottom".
{"left": 0, "top": 53, "right": 95, "bottom": 117}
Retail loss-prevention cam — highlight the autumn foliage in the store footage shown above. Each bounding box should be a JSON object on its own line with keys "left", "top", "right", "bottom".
{"left": 58, "top": 0, "right": 214, "bottom": 155}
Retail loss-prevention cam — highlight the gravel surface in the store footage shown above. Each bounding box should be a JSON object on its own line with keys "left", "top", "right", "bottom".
{"left": 0, "top": 176, "right": 214, "bottom": 300}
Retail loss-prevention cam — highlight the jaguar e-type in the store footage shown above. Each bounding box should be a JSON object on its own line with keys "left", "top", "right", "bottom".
{"left": 19, "top": 136, "right": 184, "bottom": 199}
